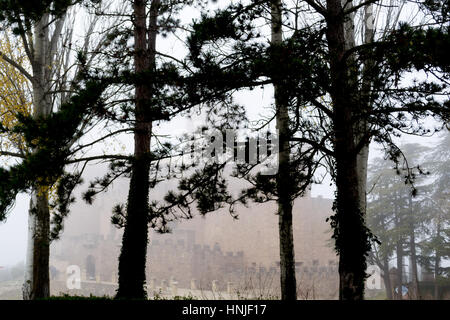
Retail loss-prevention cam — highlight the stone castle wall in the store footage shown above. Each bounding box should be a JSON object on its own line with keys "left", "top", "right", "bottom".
{"left": 50, "top": 191, "right": 339, "bottom": 298}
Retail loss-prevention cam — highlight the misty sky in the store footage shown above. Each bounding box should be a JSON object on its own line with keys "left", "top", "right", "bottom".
{"left": 0, "top": 130, "right": 441, "bottom": 267}
{"left": 0, "top": 0, "right": 445, "bottom": 268}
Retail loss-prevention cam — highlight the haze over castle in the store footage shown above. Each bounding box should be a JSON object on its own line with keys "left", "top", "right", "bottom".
{"left": 49, "top": 171, "right": 339, "bottom": 298}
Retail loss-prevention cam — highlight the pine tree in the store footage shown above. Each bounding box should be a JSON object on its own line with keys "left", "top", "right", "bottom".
{"left": 185, "top": 0, "right": 449, "bottom": 299}
{"left": 417, "top": 131, "right": 450, "bottom": 298}
{"left": 0, "top": 0, "right": 120, "bottom": 299}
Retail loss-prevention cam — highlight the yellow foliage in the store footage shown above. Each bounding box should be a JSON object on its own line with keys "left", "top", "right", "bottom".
{"left": 0, "top": 33, "right": 58, "bottom": 213}
{"left": 0, "top": 32, "right": 32, "bottom": 153}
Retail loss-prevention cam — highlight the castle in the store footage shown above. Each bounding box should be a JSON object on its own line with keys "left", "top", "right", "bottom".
{"left": 50, "top": 175, "right": 339, "bottom": 299}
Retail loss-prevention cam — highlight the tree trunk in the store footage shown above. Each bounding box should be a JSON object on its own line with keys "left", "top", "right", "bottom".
{"left": 22, "top": 188, "right": 50, "bottom": 300}
{"left": 337, "top": 1, "right": 374, "bottom": 300}
{"left": 395, "top": 240, "right": 403, "bottom": 299}
{"left": 32, "top": 190, "right": 50, "bottom": 299}
{"left": 434, "top": 256, "right": 440, "bottom": 299}
{"left": 326, "top": 0, "right": 368, "bottom": 300}
{"left": 271, "top": 0, "right": 297, "bottom": 300}
{"left": 356, "top": 3, "right": 375, "bottom": 217}
{"left": 394, "top": 193, "right": 403, "bottom": 300}
{"left": 333, "top": 122, "right": 367, "bottom": 300}
{"left": 434, "top": 219, "right": 441, "bottom": 299}
{"left": 379, "top": 213, "right": 393, "bottom": 300}
{"left": 116, "top": 0, "right": 157, "bottom": 299}
{"left": 356, "top": 147, "right": 369, "bottom": 213}
{"left": 23, "top": 13, "right": 53, "bottom": 300}
{"left": 409, "top": 231, "right": 419, "bottom": 299}
{"left": 344, "top": 0, "right": 371, "bottom": 224}
{"left": 23, "top": 189, "right": 50, "bottom": 300}
{"left": 342, "top": 0, "right": 369, "bottom": 217}
{"left": 23, "top": 192, "right": 36, "bottom": 299}
{"left": 382, "top": 254, "right": 393, "bottom": 300}
{"left": 408, "top": 194, "right": 420, "bottom": 299}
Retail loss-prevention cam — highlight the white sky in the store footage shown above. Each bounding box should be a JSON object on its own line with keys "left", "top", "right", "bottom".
{"left": 0, "top": 0, "right": 446, "bottom": 268}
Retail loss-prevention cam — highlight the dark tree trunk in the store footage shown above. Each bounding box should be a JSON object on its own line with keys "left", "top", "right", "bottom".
{"left": 434, "top": 221, "right": 441, "bottom": 299}
{"left": 395, "top": 240, "right": 403, "bottom": 300}
{"left": 271, "top": 0, "right": 297, "bottom": 300}
{"left": 379, "top": 214, "right": 393, "bottom": 300}
{"left": 333, "top": 125, "right": 367, "bottom": 300}
{"left": 395, "top": 202, "right": 403, "bottom": 300}
{"left": 382, "top": 255, "right": 393, "bottom": 300}
{"left": 277, "top": 196, "right": 296, "bottom": 300}
{"left": 408, "top": 195, "right": 420, "bottom": 299}
{"left": 393, "top": 191, "right": 403, "bottom": 300}
{"left": 23, "top": 14, "right": 53, "bottom": 300}
{"left": 434, "top": 257, "right": 440, "bottom": 299}
{"left": 409, "top": 232, "right": 420, "bottom": 299}
{"left": 325, "top": 0, "right": 369, "bottom": 300}
{"left": 26, "top": 190, "right": 50, "bottom": 300}
{"left": 116, "top": 0, "right": 158, "bottom": 299}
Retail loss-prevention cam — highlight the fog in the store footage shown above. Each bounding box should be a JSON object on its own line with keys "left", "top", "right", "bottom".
{"left": 0, "top": 0, "right": 448, "bottom": 301}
